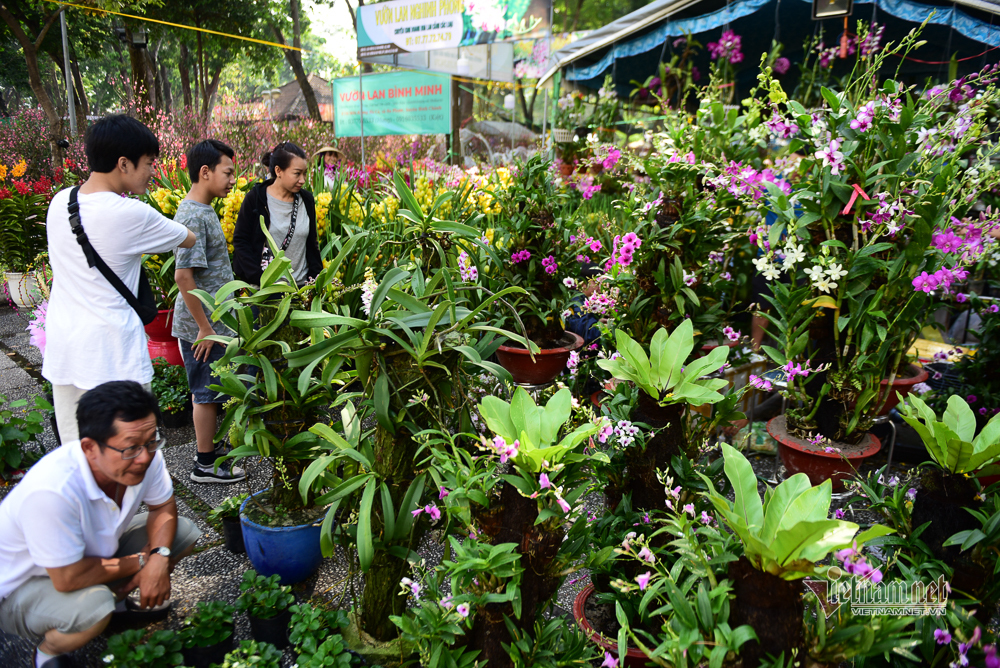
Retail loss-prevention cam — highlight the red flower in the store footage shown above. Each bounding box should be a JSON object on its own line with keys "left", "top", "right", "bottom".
{"left": 33, "top": 176, "right": 52, "bottom": 194}
{"left": 0, "top": 187, "right": 11, "bottom": 200}
{"left": 180, "top": 154, "right": 187, "bottom": 169}
{"left": 13, "top": 180, "right": 30, "bottom": 195}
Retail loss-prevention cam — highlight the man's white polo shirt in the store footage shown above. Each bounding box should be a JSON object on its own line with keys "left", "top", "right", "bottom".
{"left": 0, "top": 440, "right": 173, "bottom": 600}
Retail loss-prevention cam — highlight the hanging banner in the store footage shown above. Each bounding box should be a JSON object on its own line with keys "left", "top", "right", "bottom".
{"left": 333, "top": 71, "right": 452, "bottom": 138}
{"left": 362, "top": 43, "right": 516, "bottom": 82}
{"left": 356, "top": 0, "right": 552, "bottom": 58}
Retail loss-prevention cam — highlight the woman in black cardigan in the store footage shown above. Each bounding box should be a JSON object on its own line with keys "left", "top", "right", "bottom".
{"left": 232, "top": 141, "right": 322, "bottom": 285}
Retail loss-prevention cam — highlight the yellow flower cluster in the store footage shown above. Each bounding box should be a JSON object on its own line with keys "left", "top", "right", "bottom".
{"left": 0, "top": 164, "right": 8, "bottom": 181}
{"left": 220, "top": 187, "right": 247, "bottom": 253}
{"left": 315, "top": 191, "right": 332, "bottom": 241}
{"left": 413, "top": 177, "right": 453, "bottom": 217}
{"left": 11, "top": 160, "right": 26, "bottom": 178}
{"left": 150, "top": 188, "right": 184, "bottom": 217}
{"left": 335, "top": 190, "right": 365, "bottom": 225}
{"left": 369, "top": 196, "right": 399, "bottom": 226}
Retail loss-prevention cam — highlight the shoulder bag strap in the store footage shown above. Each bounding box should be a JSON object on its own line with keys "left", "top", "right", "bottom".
{"left": 278, "top": 194, "right": 299, "bottom": 252}
{"left": 67, "top": 186, "right": 146, "bottom": 313}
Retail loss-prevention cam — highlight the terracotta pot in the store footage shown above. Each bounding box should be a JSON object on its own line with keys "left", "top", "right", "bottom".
{"left": 590, "top": 390, "right": 605, "bottom": 409}
{"left": 144, "top": 309, "right": 175, "bottom": 341}
{"left": 698, "top": 340, "right": 739, "bottom": 358}
{"left": 496, "top": 331, "right": 583, "bottom": 385}
{"left": 572, "top": 584, "right": 649, "bottom": 668}
{"left": 874, "top": 364, "right": 929, "bottom": 415}
{"left": 767, "top": 415, "right": 881, "bottom": 490}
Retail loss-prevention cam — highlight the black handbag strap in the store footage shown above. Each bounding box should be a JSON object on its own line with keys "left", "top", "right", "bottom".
{"left": 261, "top": 194, "right": 299, "bottom": 269}
{"left": 278, "top": 194, "right": 299, "bottom": 251}
{"left": 68, "top": 186, "right": 146, "bottom": 315}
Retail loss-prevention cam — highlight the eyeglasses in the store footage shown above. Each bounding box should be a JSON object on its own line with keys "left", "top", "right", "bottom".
{"left": 99, "top": 431, "right": 167, "bottom": 460}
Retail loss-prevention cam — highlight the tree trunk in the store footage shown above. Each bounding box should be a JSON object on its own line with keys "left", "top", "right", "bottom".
{"left": 179, "top": 43, "right": 193, "bottom": 109}
{"left": 160, "top": 62, "right": 172, "bottom": 114}
{"left": 203, "top": 64, "right": 223, "bottom": 122}
{"left": 627, "top": 396, "right": 688, "bottom": 512}
{"left": 148, "top": 42, "right": 163, "bottom": 113}
{"left": 466, "top": 481, "right": 565, "bottom": 668}
{"left": 270, "top": 22, "right": 322, "bottom": 121}
{"left": 359, "top": 422, "right": 426, "bottom": 641}
{"left": 71, "top": 56, "right": 89, "bottom": 118}
{"left": 0, "top": 4, "right": 65, "bottom": 166}
{"left": 728, "top": 557, "right": 802, "bottom": 668}
{"left": 127, "top": 28, "right": 155, "bottom": 111}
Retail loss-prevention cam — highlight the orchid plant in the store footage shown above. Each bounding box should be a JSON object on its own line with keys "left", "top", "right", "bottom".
{"left": 741, "top": 26, "right": 1000, "bottom": 442}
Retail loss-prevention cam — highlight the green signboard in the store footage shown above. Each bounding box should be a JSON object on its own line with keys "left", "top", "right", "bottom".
{"left": 333, "top": 71, "right": 451, "bottom": 138}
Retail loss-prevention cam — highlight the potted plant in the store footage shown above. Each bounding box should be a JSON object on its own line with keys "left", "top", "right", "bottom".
{"left": 236, "top": 569, "right": 297, "bottom": 650}
{"left": 102, "top": 628, "right": 184, "bottom": 668}
{"left": 208, "top": 493, "right": 248, "bottom": 554}
{"left": 925, "top": 292, "right": 1000, "bottom": 433}
{"left": 472, "top": 155, "right": 582, "bottom": 384}
{"left": 203, "top": 228, "right": 350, "bottom": 584}
{"left": 288, "top": 603, "right": 353, "bottom": 663}
{"left": 701, "top": 443, "right": 893, "bottom": 666}
{"left": 1, "top": 394, "right": 52, "bottom": 484}
{"left": 143, "top": 253, "right": 184, "bottom": 367}
{"left": 898, "top": 394, "right": 1000, "bottom": 602}
{"left": 217, "top": 639, "right": 283, "bottom": 668}
{"left": 0, "top": 183, "right": 48, "bottom": 308}
{"left": 435, "top": 386, "right": 603, "bottom": 667}
{"left": 744, "top": 28, "right": 1000, "bottom": 450}
{"left": 150, "top": 357, "right": 191, "bottom": 429}
{"left": 583, "top": 503, "right": 757, "bottom": 668}
{"left": 287, "top": 191, "right": 532, "bottom": 643}
{"left": 181, "top": 600, "right": 236, "bottom": 668}
{"left": 595, "top": 320, "right": 739, "bottom": 510}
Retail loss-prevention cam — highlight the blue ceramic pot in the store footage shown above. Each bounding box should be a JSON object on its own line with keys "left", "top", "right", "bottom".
{"left": 240, "top": 491, "right": 324, "bottom": 584}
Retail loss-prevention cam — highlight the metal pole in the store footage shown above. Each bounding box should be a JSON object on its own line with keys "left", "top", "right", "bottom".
{"left": 60, "top": 11, "right": 77, "bottom": 136}
{"left": 359, "top": 63, "right": 366, "bottom": 168}
{"left": 510, "top": 87, "right": 515, "bottom": 153}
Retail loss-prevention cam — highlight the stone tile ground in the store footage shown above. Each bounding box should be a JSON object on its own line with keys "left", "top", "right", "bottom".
{"left": 0, "top": 303, "right": 924, "bottom": 666}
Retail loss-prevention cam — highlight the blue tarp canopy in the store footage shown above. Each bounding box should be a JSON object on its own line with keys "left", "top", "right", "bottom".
{"left": 537, "top": 0, "right": 1000, "bottom": 93}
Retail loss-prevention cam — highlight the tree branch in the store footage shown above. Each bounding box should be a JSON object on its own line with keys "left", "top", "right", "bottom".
{"left": 34, "top": 7, "right": 64, "bottom": 51}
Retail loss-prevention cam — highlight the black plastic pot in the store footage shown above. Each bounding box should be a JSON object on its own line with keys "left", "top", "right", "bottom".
{"left": 248, "top": 607, "right": 291, "bottom": 649}
{"left": 222, "top": 517, "right": 245, "bottom": 554}
{"left": 182, "top": 633, "right": 233, "bottom": 668}
{"left": 162, "top": 402, "right": 193, "bottom": 429}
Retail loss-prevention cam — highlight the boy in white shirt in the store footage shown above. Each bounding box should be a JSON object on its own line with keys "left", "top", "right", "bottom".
{"left": 43, "top": 115, "right": 196, "bottom": 443}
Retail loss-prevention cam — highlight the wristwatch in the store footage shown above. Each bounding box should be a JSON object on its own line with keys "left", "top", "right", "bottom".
{"left": 150, "top": 547, "right": 172, "bottom": 559}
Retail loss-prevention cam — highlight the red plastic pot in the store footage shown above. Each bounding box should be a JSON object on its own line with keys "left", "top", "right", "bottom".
{"left": 874, "top": 364, "right": 929, "bottom": 415}
{"left": 145, "top": 309, "right": 184, "bottom": 367}
{"left": 496, "top": 331, "right": 583, "bottom": 385}
{"left": 149, "top": 338, "right": 185, "bottom": 367}
{"left": 767, "top": 415, "right": 881, "bottom": 491}
{"left": 144, "top": 309, "right": 175, "bottom": 341}
{"left": 573, "top": 584, "right": 649, "bottom": 667}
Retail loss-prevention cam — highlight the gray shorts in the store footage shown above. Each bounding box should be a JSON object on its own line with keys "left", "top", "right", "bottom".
{"left": 0, "top": 514, "right": 201, "bottom": 642}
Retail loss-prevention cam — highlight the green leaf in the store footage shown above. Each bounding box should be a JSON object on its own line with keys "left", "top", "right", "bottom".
{"left": 358, "top": 478, "right": 377, "bottom": 572}
{"left": 374, "top": 373, "right": 395, "bottom": 434}
{"left": 721, "top": 443, "right": 764, "bottom": 529}
{"left": 760, "top": 473, "right": 812, "bottom": 544}
{"left": 509, "top": 388, "right": 541, "bottom": 448}
{"left": 539, "top": 389, "right": 571, "bottom": 446}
